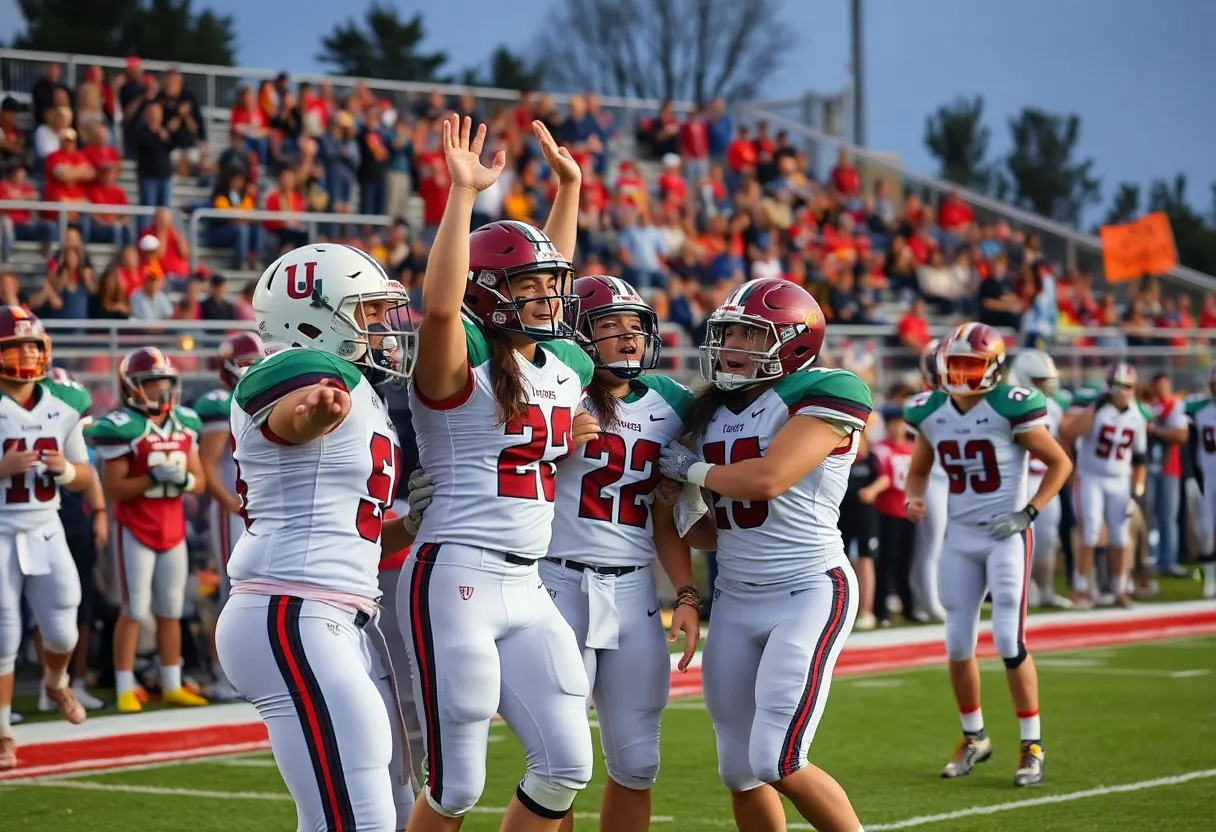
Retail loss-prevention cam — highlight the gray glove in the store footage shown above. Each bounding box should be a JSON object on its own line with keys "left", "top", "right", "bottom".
{"left": 659, "top": 441, "right": 702, "bottom": 482}
{"left": 403, "top": 469, "right": 435, "bottom": 536}
{"left": 150, "top": 463, "right": 189, "bottom": 487}
{"left": 988, "top": 508, "right": 1034, "bottom": 540}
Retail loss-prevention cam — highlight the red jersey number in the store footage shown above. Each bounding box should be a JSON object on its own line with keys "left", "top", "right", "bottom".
{"left": 497, "top": 405, "right": 573, "bottom": 502}
{"left": 578, "top": 434, "right": 661, "bottom": 528}
{"left": 2, "top": 437, "right": 59, "bottom": 503}
{"left": 702, "top": 437, "right": 769, "bottom": 530}
{"left": 937, "top": 439, "right": 1000, "bottom": 494}
{"left": 356, "top": 432, "right": 403, "bottom": 543}
{"left": 1094, "top": 424, "right": 1135, "bottom": 460}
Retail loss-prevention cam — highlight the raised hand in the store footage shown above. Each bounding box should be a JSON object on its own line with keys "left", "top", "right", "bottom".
{"left": 532, "top": 120, "right": 581, "bottom": 186}
{"left": 444, "top": 114, "right": 507, "bottom": 194}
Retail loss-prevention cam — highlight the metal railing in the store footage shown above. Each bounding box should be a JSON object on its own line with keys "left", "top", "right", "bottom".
{"left": 0, "top": 199, "right": 157, "bottom": 239}
{"left": 738, "top": 103, "right": 1216, "bottom": 294}
{"left": 186, "top": 208, "right": 393, "bottom": 272}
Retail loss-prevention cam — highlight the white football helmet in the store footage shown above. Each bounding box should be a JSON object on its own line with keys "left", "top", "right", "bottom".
{"left": 253, "top": 244, "right": 417, "bottom": 382}
{"left": 1008, "top": 349, "right": 1059, "bottom": 396}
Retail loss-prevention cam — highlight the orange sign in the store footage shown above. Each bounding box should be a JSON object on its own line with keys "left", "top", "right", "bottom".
{"left": 1099, "top": 212, "right": 1179, "bottom": 282}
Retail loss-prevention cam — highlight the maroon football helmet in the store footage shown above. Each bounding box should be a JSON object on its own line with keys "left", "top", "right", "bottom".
{"left": 573, "top": 275, "right": 661, "bottom": 379}
{"left": 699, "top": 278, "right": 826, "bottom": 389}
{"left": 0, "top": 306, "right": 51, "bottom": 382}
{"left": 462, "top": 220, "right": 578, "bottom": 341}
{"left": 119, "top": 347, "right": 179, "bottom": 416}
{"left": 218, "top": 332, "right": 267, "bottom": 390}
{"left": 936, "top": 323, "right": 1006, "bottom": 395}
{"left": 919, "top": 338, "right": 942, "bottom": 391}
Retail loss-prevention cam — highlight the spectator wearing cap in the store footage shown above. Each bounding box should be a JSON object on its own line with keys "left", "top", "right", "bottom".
{"left": 0, "top": 164, "right": 57, "bottom": 259}
{"left": 42, "top": 128, "right": 95, "bottom": 238}
{"left": 0, "top": 97, "right": 28, "bottom": 172}
{"left": 132, "top": 102, "right": 175, "bottom": 211}
{"left": 86, "top": 161, "right": 132, "bottom": 247}
{"left": 199, "top": 274, "right": 235, "bottom": 321}
{"left": 129, "top": 237, "right": 174, "bottom": 320}
{"left": 231, "top": 86, "right": 270, "bottom": 164}
{"left": 31, "top": 63, "right": 70, "bottom": 129}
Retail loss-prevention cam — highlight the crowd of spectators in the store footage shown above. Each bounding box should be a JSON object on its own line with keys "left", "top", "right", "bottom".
{"left": 2, "top": 57, "right": 1214, "bottom": 369}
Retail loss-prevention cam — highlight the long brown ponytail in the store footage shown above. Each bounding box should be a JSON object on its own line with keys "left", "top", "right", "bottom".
{"left": 682, "top": 382, "right": 746, "bottom": 442}
{"left": 584, "top": 372, "right": 621, "bottom": 428}
{"left": 484, "top": 328, "right": 530, "bottom": 426}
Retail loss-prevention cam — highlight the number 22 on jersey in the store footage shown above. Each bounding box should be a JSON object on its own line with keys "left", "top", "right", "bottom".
{"left": 578, "top": 434, "right": 660, "bottom": 527}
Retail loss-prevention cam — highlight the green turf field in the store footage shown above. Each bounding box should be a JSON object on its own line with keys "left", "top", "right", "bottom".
{"left": 3, "top": 635, "right": 1214, "bottom": 831}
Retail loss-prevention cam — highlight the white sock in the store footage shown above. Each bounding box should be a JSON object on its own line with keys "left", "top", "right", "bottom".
{"left": 1204, "top": 563, "right": 1216, "bottom": 583}
{"left": 43, "top": 667, "right": 68, "bottom": 690}
{"left": 0, "top": 705, "right": 11, "bottom": 735}
{"left": 960, "top": 707, "right": 984, "bottom": 734}
{"left": 116, "top": 670, "right": 137, "bottom": 696}
{"left": 1111, "top": 574, "right": 1128, "bottom": 595}
{"left": 1074, "top": 572, "right": 1090, "bottom": 592}
{"left": 162, "top": 663, "right": 182, "bottom": 693}
{"left": 1018, "top": 711, "right": 1042, "bottom": 743}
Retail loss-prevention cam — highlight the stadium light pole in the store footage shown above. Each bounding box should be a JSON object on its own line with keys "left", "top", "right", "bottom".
{"left": 851, "top": 0, "right": 866, "bottom": 147}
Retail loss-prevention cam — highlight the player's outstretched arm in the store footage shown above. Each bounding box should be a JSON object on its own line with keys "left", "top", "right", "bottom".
{"left": 534, "top": 120, "right": 581, "bottom": 262}
{"left": 903, "top": 432, "right": 935, "bottom": 524}
{"left": 415, "top": 114, "right": 505, "bottom": 404}
{"left": 1016, "top": 425, "right": 1073, "bottom": 511}
{"left": 266, "top": 379, "right": 352, "bottom": 445}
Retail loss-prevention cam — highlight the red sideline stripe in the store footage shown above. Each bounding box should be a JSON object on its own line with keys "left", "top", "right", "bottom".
{"left": 7, "top": 607, "right": 1215, "bottom": 781}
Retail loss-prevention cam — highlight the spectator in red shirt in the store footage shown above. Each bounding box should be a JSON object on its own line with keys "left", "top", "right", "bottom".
{"left": 0, "top": 164, "right": 57, "bottom": 259}
{"left": 231, "top": 85, "right": 270, "bottom": 164}
{"left": 830, "top": 147, "right": 862, "bottom": 200}
{"left": 81, "top": 121, "right": 120, "bottom": 171}
{"left": 0, "top": 96, "right": 28, "bottom": 171}
{"left": 657, "top": 153, "right": 687, "bottom": 207}
{"left": 150, "top": 207, "right": 194, "bottom": 279}
{"left": 724, "top": 124, "right": 757, "bottom": 192}
{"left": 416, "top": 148, "right": 450, "bottom": 244}
{"left": 42, "top": 128, "right": 95, "bottom": 235}
{"left": 679, "top": 105, "right": 710, "bottom": 185}
{"left": 86, "top": 162, "right": 132, "bottom": 246}
{"left": 937, "top": 189, "right": 975, "bottom": 238}
{"left": 263, "top": 167, "right": 308, "bottom": 251}
{"left": 113, "top": 243, "right": 144, "bottom": 298}
{"left": 870, "top": 405, "right": 917, "bottom": 624}
{"left": 896, "top": 296, "right": 932, "bottom": 352}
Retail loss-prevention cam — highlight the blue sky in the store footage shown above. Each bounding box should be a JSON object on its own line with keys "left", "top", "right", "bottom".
{"left": 3, "top": 0, "right": 1214, "bottom": 219}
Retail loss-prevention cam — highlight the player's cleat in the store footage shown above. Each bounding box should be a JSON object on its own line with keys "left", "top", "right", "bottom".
{"left": 162, "top": 687, "right": 209, "bottom": 707}
{"left": 0, "top": 736, "right": 16, "bottom": 770}
{"left": 43, "top": 684, "right": 87, "bottom": 725}
{"left": 134, "top": 685, "right": 150, "bottom": 704}
{"left": 116, "top": 690, "right": 143, "bottom": 713}
{"left": 72, "top": 682, "right": 106, "bottom": 710}
{"left": 941, "top": 734, "right": 992, "bottom": 778}
{"left": 1040, "top": 592, "right": 1072, "bottom": 609}
{"left": 854, "top": 611, "right": 877, "bottom": 631}
{"left": 1014, "top": 742, "right": 1045, "bottom": 787}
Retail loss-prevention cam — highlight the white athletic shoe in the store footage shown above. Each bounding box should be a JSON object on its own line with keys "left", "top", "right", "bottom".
{"left": 39, "top": 681, "right": 104, "bottom": 712}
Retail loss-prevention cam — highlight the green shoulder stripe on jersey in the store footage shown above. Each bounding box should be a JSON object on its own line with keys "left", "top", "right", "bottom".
{"left": 235, "top": 348, "right": 363, "bottom": 416}
{"left": 903, "top": 390, "right": 945, "bottom": 429}
{"left": 83, "top": 408, "right": 146, "bottom": 446}
{"left": 174, "top": 406, "right": 203, "bottom": 435}
{"left": 192, "top": 388, "right": 232, "bottom": 424}
{"left": 43, "top": 379, "right": 91, "bottom": 416}
{"left": 1185, "top": 395, "right": 1212, "bottom": 417}
{"left": 776, "top": 368, "right": 873, "bottom": 426}
{"left": 987, "top": 384, "right": 1048, "bottom": 426}
{"left": 1053, "top": 390, "right": 1073, "bottom": 409}
{"left": 1136, "top": 401, "right": 1154, "bottom": 422}
{"left": 462, "top": 318, "right": 492, "bottom": 368}
{"left": 637, "top": 374, "right": 692, "bottom": 422}
{"left": 1070, "top": 388, "right": 1099, "bottom": 409}
{"left": 539, "top": 339, "right": 596, "bottom": 389}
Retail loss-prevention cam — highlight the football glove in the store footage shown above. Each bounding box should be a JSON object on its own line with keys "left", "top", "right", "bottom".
{"left": 659, "top": 441, "right": 702, "bottom": 482}
{"left": 403, "top": 469, "right": 435, "bottom": 536}
{"left": 989, "top": 506, "right": 1036, "bottom": 540}
{"left": 150, "top": 463, "right": 189, "bottom": 486}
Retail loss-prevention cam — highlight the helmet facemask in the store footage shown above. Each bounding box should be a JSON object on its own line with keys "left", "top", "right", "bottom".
{"left": 579, "top": 305, "right": 662, "bottom": 380}
{"left": 124, "top": 373, "right": 179, "bottom": 416}
{"left": 939, "top": 353, "right": 1001, "bottom": 395}
{"left": 310, "top": 282, "right": 418, "bottom": 386}
{"left": 474, "top": 266, "right": 579, "bottom": 342}
{"left": 0, "top": 336, "right": 50, "bottom": 383}
{"left": 699, "top": 317, "right": 784, "bottom": 390}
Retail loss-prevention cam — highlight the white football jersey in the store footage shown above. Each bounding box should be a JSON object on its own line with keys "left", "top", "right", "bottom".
{"left": 227, "top": 349, "right": 401, "bottom": 600}
{"left": 1071, "top": 393, "right": 1149, "bottom": 479}
{"left": 694, "top": 367, "right": 873, "bottom": 585}
{"left": 905, "top": 385, "right": 1048, "bottom": 527}
{"left": 549, "top": 375, "right": 691, "bottom": 567}
{"left": 409, "top": 321, "right": 595, "bottom": 559}
{"left": 0, "top": 379, "right": 91, "bottom": 533}
{"left": 1187, "top": 396, "right": 1216, "bottom": 486}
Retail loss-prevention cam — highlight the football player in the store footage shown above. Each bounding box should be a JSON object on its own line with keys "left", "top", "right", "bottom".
{"left": 84, "top": 348, "right": 208, "bottom": 712}
{"left": 1005, "top": 349, "right": 1071, "bottom": 608}
{"left": 215, "top": 243, "right": 420, "bottom": 832}
{"left": 543, "top": 275, "right": 699, "bottom": 832}
{"left": 910, "top": 339, "right": 949, "bottom": 622}
{"left": 1184, "top": 362, "right": 1216, "bottom": 599}
{"left": 400, "top": 115, "right": 596, "bottom": 832}
{"left": 192, "top": 332, "right": 266, "bottom": 702}
{"left": 659, "top": 278, "right": 871, "bottom": 832}
{"left": 904, "top": 323, "right": 1071, "bottom": 788}
{"left": 1059, "top": 363, "right": 1149, "bottom": 608}
{"left": 0, "top": 307, "right": 95, "bottom": 771}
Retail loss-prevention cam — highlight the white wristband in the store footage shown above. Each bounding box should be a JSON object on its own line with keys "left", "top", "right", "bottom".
{"left": 184, "top": 473, "right": 196, "bottom": 493}
{"left": 686, "top": 461, "right": 715, "bottom": 488}
{"left": 53, "top": 464, "right": 77, "bottom": 486}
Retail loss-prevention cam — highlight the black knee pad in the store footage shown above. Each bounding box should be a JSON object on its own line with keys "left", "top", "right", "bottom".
{"left": 1003, "top": 647, "right": 1029, "bottom": 669}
